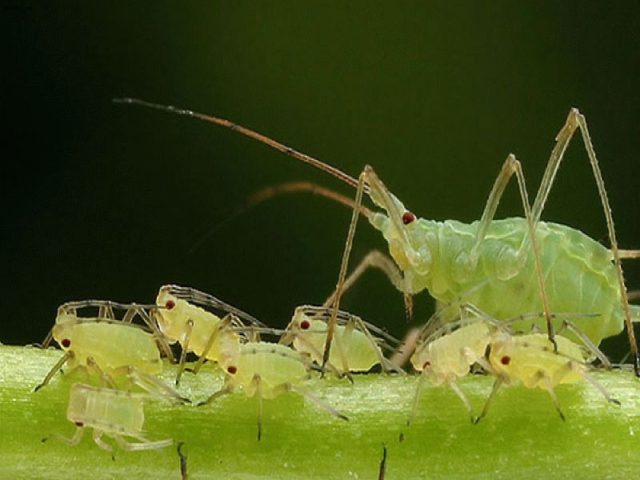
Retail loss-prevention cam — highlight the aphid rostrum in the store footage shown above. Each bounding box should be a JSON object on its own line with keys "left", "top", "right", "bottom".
{"left": 113, "top": 98, "right": 640, "bottom": 375}
{"left": 43, "top": 383, "right": 172, "bottom": 453}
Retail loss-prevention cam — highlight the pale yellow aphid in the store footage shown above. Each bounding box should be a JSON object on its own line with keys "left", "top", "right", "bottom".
{"left": 36, "top": 301, "right": 187, "bottom": 403}
{"left": 45, "top": 383, "right": 172, "bottom": 453}
{"left": 199, "top": 341, "right": 348, "bottom": 440}
{"left": 477, "top": 332, "right": 620, "bottom": 422}
{"left": 154, "top": 284, "right": 268, "bottom": 384}
{"left": 281, "top": 305, "right": 401, "bottom": 376}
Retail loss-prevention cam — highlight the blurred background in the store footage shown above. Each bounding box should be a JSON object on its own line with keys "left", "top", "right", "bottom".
{"left": 3, "top": 1, "right": 639, "bottom": 359}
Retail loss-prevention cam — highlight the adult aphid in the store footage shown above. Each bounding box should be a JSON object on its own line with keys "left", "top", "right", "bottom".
{"left": 113, "top": 99, "right": 640, "bottom": 376}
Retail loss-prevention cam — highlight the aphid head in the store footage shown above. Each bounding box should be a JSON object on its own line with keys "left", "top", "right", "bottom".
{"left": 154, "top": 288, "right": 187, "bottom": 340}
{"left": 410, "top": 345, "right": 432, "bottom": 373}
{"left": 52, "top": 321, "right": 74, "bottom": 351}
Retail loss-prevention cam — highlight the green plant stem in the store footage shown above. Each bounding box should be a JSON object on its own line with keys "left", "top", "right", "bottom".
{"left": 1, "top": 345, "right": 639, "bottom": 479}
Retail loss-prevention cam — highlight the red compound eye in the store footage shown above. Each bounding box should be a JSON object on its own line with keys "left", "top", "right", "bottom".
{"left": 501, "top": 355, "right": 511, "bottom": 365}
{"left": 61, "top": 338, "right": 71, "bottom": 348}
{"left": 300, "top": 320, "right": 311, "bottom": 330}
{"left": 402, "top": 211, "right": 416, "bottom": 225}
{"left": 227, "top": 366, "right": 237, "bottom": 375}
{"left": 165, "top": 300, "right": 175, "bottom": 310}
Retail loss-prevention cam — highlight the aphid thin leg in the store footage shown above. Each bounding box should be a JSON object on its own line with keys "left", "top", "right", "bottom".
{"left": 351, "top": 315, "right": 404, "bottom": 374}
{"left": 322, "top": 250, "right": 405, "bottom": 308}
{"left": 40, "top": 328, "right": 54, "bottom": 349}
{"left": 285, "top": 383, "right": 349, "bottom": 421}
{"left": 278, "top": 323, "right": 345, "bottom": 379}
{"left": 197, "top": 384, "right": 233, "bottom": 407}
{"left": 407, "top": 374, "right": 427, "bottom": 426}
{"left": 92, "top": 429, "right": 114, "bottom": 452}
{"left": 475, "top": 377, "right": 504, "bottom": 424}
{"left": 448, "top": 381, "right": 475, "bottom": 423}
{"left": 559, "top": 320, "right": 612, "bottom": 368}
{"left": 469, "top": 154, "right": 555, "bottom": 350}
{"left": 378, "top": 444, "right": 388, "bottom": 480}
{"left": 538, "top": 371, "right": 565, "bottom": 421}
{"left": 177, "top": 442, "right": 189, "bottom": 480}
{"left": 113, "top": 434, "right": 173, "bottom": 451}
{"left": 86, "top": 356, "right": 117, "bottom": 388}
{"left": 34, "top": 351, "right": 72, "bottom": 391}
{"left": 580, "top": 370, "right": 621, "bottom": 406}
{"left": 45, "top": 425, "right": 84, "bottom": 446}
{"left": 98, "top": 303, "right": 115, "bottom": 320}
{"left": 175, "top": 319, "right": 194, "bottom": 386}
{"left": 532, "top": 109, "right": 639, "bottom": 376}
{"left": 618, "top": 250, "right": 640, "bottom": 259}
{"left": 390, "top": 327, "right": 421, "bottom": 369}
{"left": 124, "top": 366, "right": 190, "bottom": 403}
{"left": 251, "top": 374, "right": 264, "bottom": 441}
{"left": 191, "top": 315, "right": 234, "bottom": 376}
{"left": 138, "top": 307, "right": 175, "bottom": 362}
{"left": 323, "top": 170, "right": 366, "bottom": 373}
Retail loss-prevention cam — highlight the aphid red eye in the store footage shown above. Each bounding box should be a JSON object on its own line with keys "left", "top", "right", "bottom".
{"left": 227, "top": 366, "right": 237, "bottom": 375}
{"left": 165, "top": 300, "right": 176, "bottom": 310}
{"left": 300, "top": 320, "right": 311, "bottom": 330}
{"left": 75, "top": 421, "right": 84, "bottom": 427}
{"left": 402, "top": 211, "right": 416, "bottom": 225}
{"left": 501, "top": 355, "right": 511, "bottom": 365}
{"left": 61, "top": 338, "right": 71, "bottom": 348}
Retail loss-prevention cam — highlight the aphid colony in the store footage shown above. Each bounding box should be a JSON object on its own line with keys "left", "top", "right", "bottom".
{"left": 37, "top": 283, "right": 620, "bottom": 453}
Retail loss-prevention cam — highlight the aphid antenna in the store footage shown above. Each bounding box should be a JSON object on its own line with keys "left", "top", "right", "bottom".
{"left": 113, "top": 98, "right": 365, "bottom": 193}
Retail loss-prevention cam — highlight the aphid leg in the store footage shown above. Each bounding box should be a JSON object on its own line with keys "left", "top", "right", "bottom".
{"left": 137, "top": 307, "right": 175, "bottom": 362}
{"left": 44, "top": 424, "right": 84, "bottom": 446}
{"left": 390, "top": 327, "right": 421, "bottom": 369}
{"left": 619, "top": 250, "right": 640, "bottom": 259}
{"left": 197, "top": 384, "right": 233, "bottom": 407}
{"left": 113, "top": 434, "right": 173, "bottom": 451}
{"left": 448, "top": 381, "right": 475, "bottom": 423}
{"left": 177, "top": 442, "right": 189, "bottom": 480}
{"left": 407, "top": 374, "right": 427, "bottom": 426}
{"left": 98, "top": 302, "right": 115, "bottom": 320}
{"left": 350, "top": 314, "right": 404, "bottom": 374}
{"left": 123, "top": 366, "right": 190, "bottom": 403}
{"left": 251, "top": 374, "right": 264, "bottom": 441}
{"left": 474, "top": 377, "right": 504, "bottom": 424}
{"left": 580, "top": 370, "right": 621, "bottom": 406}
{"left": 322, "top": 249, "right": 407, "bottom": 312}
{"left": 40, "top": 328, "right": 54, "bottom": 349}
{"left": 284, "top": 383, "right": 349, "bottom": 421}
{"left": 538, "top": 371, "right": 565, "bottom": 421}
{"left": 34, "top": 351, "right": 72, "bottom": 391}
{"left": 92, "top": 429, "right": 115, "bottom": 452}
{"left": 378, "top": 444, "right": 388, "bottom": 480}
{"left": 558, "top": 320, "right": 612, "bottom": 368}
{"left": 469, "top": 154, "right": 555, "bottom": 350}
{"left": 190, "top": 314, "right": 234, "bottom": 376}
{"left": 323, "top": 170, "right": 367, "bottom": 374}
{"left": 532, "top": 109, "right": 639, "bottom": 376}
{"left": 86, "top": 357, "right": 117, "bottom": 388}
{"left": 175, "top": 319, "right": 194, "bottom": 386}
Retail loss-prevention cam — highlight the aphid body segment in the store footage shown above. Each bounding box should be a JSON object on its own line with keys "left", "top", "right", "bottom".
{"left": 53, "top": 383, "right": 172, "bottom": 452}
{"left": 283, "top": 306, "right": 398, "bottom": 375}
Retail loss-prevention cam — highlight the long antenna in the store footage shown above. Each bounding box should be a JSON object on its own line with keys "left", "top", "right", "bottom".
{"left": 113, "top": 98, "right": 365, "bottom": 192}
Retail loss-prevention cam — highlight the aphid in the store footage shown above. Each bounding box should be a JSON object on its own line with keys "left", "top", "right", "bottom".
{"left": 114, "top": 98, "right": 640, "bottom": 375}
{"left": 43, "top": 383, "right": 172, "bottom": 453}
{"left": 36, "top": 301, "right": 187, "bottom": 403}
{"left": 154, "top": 284, "right": 268, "bottom": 384}
{"left": 198, "top": 341, "right": 348, "bottom": 440}
{"left": 476, "top": 331, "right": 620, "bottom": 422}
{"left": 281, "top": 305, "right": 402, "bottom": 375}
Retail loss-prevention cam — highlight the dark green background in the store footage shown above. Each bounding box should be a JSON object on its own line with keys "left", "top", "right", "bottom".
{"left": 3, "top": 2, "right": 639, "bottom": 358}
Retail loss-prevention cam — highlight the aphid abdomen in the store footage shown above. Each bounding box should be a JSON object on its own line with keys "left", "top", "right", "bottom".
{"left": 335, "top": 327, "right": 380, "bottom": 372}
{"left": 423, "top": 219, "right": 621, "bottom": 345}
{"left": 67, "top": 384, "right": 145, "bottom": 435}
{"left": 70, "top": 322, "right": 162, "bottom": 374}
